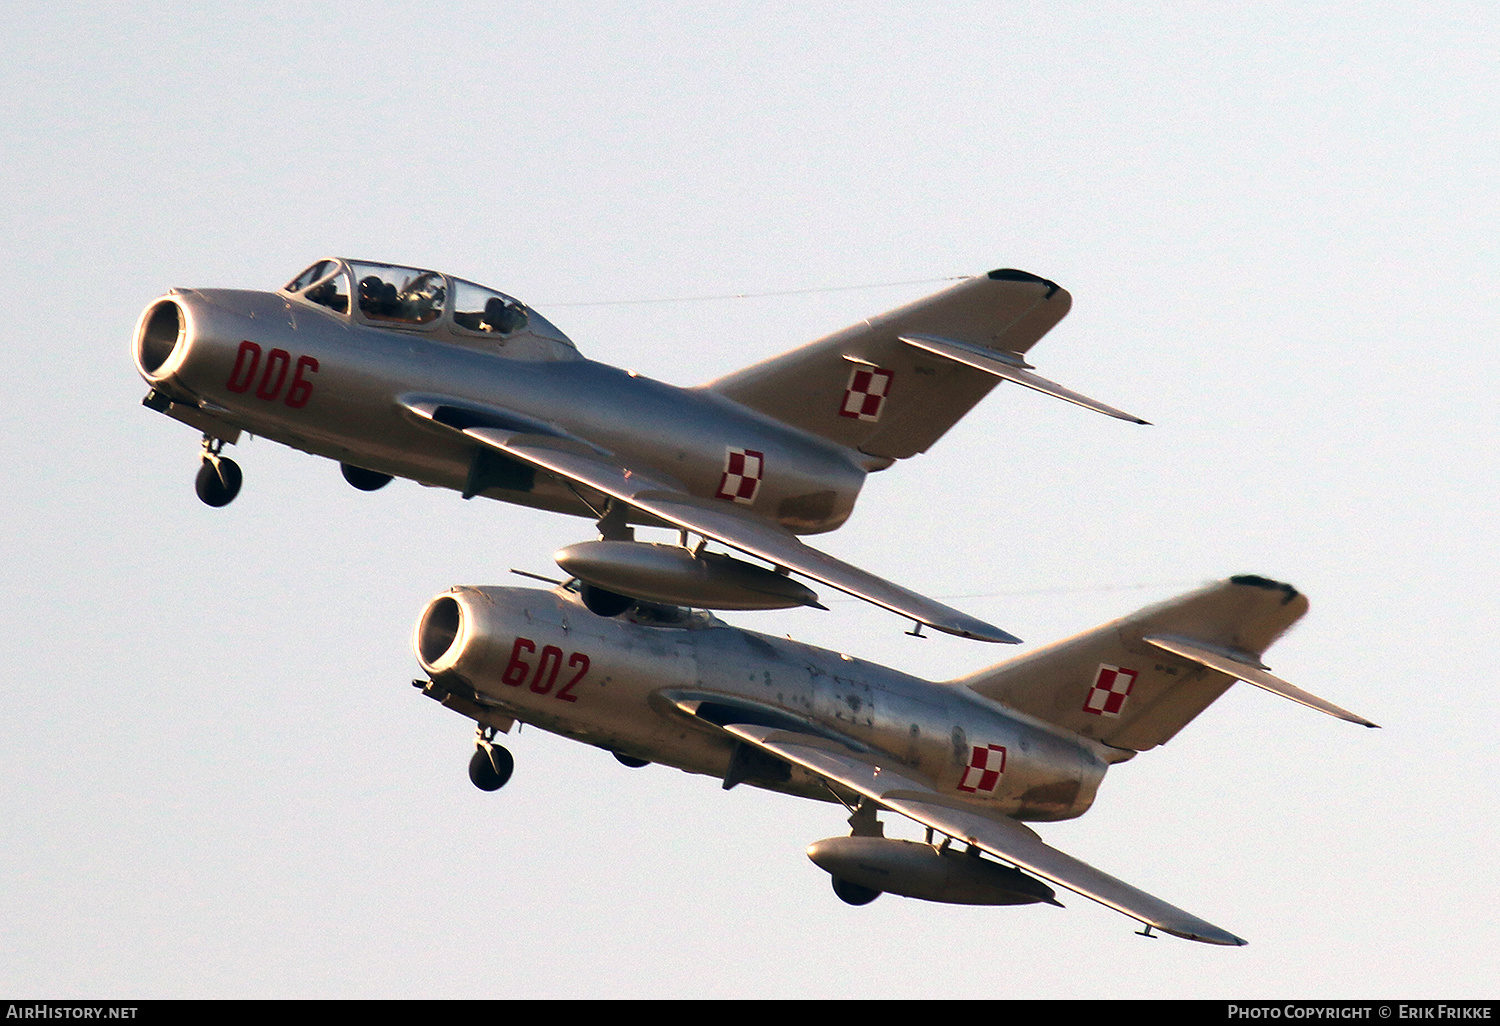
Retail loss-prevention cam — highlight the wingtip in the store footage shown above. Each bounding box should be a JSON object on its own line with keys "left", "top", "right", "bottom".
{"left": 1175, "top": 927, "right": 1249, "bottom": 946}
{"left": 934, "top": 617, "right": 1022, "bottom": 645}
{"left": 1332, "top": 705, "right": 1374, "bottom": 729}
{"left": 967, "top": 627, "right": 1023, "bottom": 645}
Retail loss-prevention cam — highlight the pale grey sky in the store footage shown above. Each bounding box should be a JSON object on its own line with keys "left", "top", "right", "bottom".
{"left": 1, "top": 1, "right": 1495, "bottom": 998}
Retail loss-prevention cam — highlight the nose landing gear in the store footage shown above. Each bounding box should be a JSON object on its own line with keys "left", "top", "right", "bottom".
{"left": 195, "top": 435, "right": 242, "bottom": 507}
{"left": 469, "top": 726, "right": 514, "bottom": 791}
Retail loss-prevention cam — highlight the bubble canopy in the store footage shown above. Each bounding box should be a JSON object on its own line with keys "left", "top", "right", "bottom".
{"left": 281, "top": 258, "right": 574, "bottom": 349}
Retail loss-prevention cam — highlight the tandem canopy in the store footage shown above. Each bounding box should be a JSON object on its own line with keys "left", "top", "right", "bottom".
{"left": 281, "top": 258, "right": 575, "bottom": 349}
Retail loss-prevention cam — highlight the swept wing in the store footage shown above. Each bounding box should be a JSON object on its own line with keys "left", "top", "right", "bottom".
{"left": 721, "top": 722, "right": 1246, "bottom": 945}
{"left": 458, "top": 425, "right": 1018, "bottom": 644}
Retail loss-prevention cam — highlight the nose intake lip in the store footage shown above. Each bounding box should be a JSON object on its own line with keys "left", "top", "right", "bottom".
{"left": 415, "top": 594, "right": 465, "bottom": 670}
{"left": 135, "top": 298, "right": 187, "bottom": 378}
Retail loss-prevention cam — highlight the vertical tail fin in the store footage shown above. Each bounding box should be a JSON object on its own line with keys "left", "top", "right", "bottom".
{"left": 958, "top": 576, "right": 1373, "bottom": 753}
{"left": 704, "top": 270, "right": 1121, "bottom": 461}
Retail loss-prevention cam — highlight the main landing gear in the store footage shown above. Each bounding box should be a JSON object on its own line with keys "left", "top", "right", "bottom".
{"left": 831, "top": 799, "right": 884, "bottom": 906}
{"left": 191, "top": 438, "right": 396, "bottom": 508}
{"left": 575, "top": 501, "right": 637, "bottom": 618}
{"left": 195, "top": 434, "right": 242, "bottom": 507}
{"left": 469, "top": 725, "right": 514, "bottom": 791}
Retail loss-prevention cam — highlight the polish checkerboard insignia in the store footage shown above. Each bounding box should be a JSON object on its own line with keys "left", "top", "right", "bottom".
{"left": 716, "top": 447, "right": 764, "bottom": 505}
{"left": 839, "top": 365, "right": 894, "bottom": 422}
{"left": 1083, "top": 664, "right": 1138, "bottom": 717}
{"left": 957, "top": 743, "right": 1007, "bottom": 794}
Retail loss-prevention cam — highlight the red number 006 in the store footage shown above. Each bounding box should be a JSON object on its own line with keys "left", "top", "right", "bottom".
{"left": 501, "top": 637, "right": 589, "bottom": 702}
{"left": 226, "top": 340, "right": 318, "bottom": 408}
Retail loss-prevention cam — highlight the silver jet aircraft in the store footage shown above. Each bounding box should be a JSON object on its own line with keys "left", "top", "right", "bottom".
{"left": 133, "top": 258, "right": 1145, "bottom": 644}
{"left": 413, "top": 574, "right": 1375, "bottom": 944}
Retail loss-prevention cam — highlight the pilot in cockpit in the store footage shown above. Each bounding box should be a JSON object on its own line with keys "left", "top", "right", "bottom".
{"left": 358, "top": 275, "right": 400, "bottom": 319}
{"left": 304, "top": 278, "right": 346, "bottom": 313}
{"left": 481, "top": 296, "right": 528, "bottom": 335}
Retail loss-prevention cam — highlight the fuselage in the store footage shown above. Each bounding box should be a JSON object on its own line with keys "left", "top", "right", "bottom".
{"left": 133, "top": 266, "right": 870, "bottom": 534}
{"left": 416, "top": 584, "right": 1110, "bottom": 822}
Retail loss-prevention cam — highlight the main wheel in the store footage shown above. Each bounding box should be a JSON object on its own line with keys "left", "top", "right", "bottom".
{"left": 832, "top": 877, "right": 881, "bottom": 906}
{"left": 580, "top": 584, "right": 633, "bottom": 618}
{"left": 469, "top": 745, "right": 514, "bottom": 791}
{"left": 341, "top": 463, "right": 393, "bottom": 491}
{"left": 195, "top": 457, "right": 242, "bottom": 507}
{"left": 613, "top": 752, "right": 650, "bottom": 768}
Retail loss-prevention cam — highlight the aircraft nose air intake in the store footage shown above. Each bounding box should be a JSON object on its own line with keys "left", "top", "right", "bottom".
{"left": 415, "top": 594, "right": 466, "bottom": 674}
{"left": 134, "top": 298, "right": 187, "bottom": 379}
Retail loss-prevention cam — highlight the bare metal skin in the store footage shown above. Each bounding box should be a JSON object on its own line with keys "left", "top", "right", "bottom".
{"left": 132, "top": 261, "right": 1375, "bottom": 941}
{"left": 134, "top": 258, "right": 1145, "bottom": 642}
{"left": 413, "top": 576, "right": 1374, "bottom": 945}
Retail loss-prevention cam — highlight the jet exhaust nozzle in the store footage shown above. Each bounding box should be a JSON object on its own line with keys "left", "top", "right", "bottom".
{"left": 555, "top": 540, "right": 821, "bottom": 611}
{"left": 806, "top": 835, "right": 1057, "bottom": 906}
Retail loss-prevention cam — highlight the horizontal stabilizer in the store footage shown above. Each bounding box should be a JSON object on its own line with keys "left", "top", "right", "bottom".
{"left": 721, "top": 723, "right": 1246, "bottom": 945}
{"left": 899, "top": 334, "right": 1149, "bottom": 424}
{"left": 1143, "top": 634, "right": 1378, "bottom": 728}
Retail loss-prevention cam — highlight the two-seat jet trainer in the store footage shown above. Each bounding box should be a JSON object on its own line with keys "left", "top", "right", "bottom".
{"left": 134, "top": 259, "right": 1375, "bottom": 942}
{"left": 133, "top": 258, "right": 1146, "bottom": 644}
{"left": 412, "top": 574, "right": 1375, "bottom": 944}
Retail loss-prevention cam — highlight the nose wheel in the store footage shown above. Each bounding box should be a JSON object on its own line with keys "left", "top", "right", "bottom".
{"left": 469, "top": 727, "right": 514, "bottom": 791}
{"left": 195, "top": 435, "right": 242, "bottom": 507}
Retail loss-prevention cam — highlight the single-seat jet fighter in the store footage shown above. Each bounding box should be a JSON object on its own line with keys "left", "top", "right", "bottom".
{"left": 413, "top": 574, "right": 1376, "bottom": 944}
{"left": 134, "top": 259, "right": 1146, "bottom": 644}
